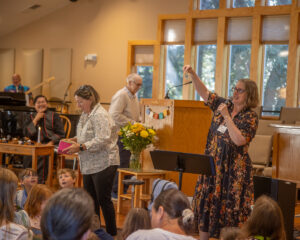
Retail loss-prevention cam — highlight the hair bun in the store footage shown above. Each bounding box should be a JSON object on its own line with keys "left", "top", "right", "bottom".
{"left": 182, "top": 208, "right": 194, "bottom": 225}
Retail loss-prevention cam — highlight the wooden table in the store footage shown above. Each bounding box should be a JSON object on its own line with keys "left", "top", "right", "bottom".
{"left": 117, "top": 168, "right": 166, "bottom": 213}
{"left": 0, "top": 143, "right": 54, "bottom": 186}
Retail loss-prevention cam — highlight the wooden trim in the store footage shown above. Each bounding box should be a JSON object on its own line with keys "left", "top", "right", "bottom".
{"left": 250, "top": 15, "right": 262, "bottom": 92}
{"left": 162, "top": 41, "right": 185, "bottom": 45}
{"left": 152, "top": 44, "right": 161, "bottom": 99}
{"left": 128, "top": 40, "right": 158, "bottom": 46}
{"left": 215, "top": 16, "right": 227, "bottom": 96}
{"left": 183, "top": 17, "right": 193, "bottom": 99}
{"left": 272, "top": 132, "right": 279, "bottom": 178}
{"left": 286, "top": 11, "right": 299, "bottom": 107}
{"left": 189, "top": 0, "right": 195, "bottom": 13}
{"left": 127, "top": 44, "right": 134, "bottom": 75}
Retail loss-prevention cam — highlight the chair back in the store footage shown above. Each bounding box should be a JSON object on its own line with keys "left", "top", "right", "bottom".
{"left": 280, "top": 107, "right": 300, "bottom": 124}
{"left": 59, "top": 115, "right": 71, "bottom": 138}
{"left": 249, "top": 134, "right": 273, "bottom": 165}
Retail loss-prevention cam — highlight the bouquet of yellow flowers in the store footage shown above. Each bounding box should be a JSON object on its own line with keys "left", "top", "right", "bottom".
{"left": 119, "top": 122, "right": 156, "bottom": 169}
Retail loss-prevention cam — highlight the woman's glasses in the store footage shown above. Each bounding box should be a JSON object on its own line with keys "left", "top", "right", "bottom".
{"left": 232, "top": 87, "right": 246, "bottom": 94}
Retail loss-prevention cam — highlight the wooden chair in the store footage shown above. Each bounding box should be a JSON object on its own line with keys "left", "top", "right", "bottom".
{"left": 59, "top": 115, "right": 71, "bottom": 138}
{"left": 248, "top": 134, "right": 273, "bottom": 177}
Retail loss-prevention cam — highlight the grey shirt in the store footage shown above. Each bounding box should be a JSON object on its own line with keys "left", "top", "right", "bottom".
{"left": 109, "top": 87, "right": 140, "bottom": 129}
{"left": 126, "top": 228, "right": 196, "bottom": 240}
{"left": 76, "top": 103, "right": 120, "bottom": 174}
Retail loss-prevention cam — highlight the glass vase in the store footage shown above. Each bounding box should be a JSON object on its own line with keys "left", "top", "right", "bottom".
{"left": 129, "top": 151, "right": 141, "bottom": 170}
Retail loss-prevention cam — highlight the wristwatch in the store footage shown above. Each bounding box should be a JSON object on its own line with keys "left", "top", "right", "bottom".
{"left": 79, "top": 144, "right": 84, "bottom": 151}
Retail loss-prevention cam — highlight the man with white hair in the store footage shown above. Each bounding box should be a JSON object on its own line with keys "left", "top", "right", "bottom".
{"left": 4, "top": 74, "right": 30, "bottom": 93}
{"left": 109, "top": 73, "right": 143, "bottom": 199}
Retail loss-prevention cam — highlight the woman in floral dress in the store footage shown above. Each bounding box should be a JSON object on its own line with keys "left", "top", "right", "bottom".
{"left": 183, "top": 65, "right": 259, "bottom": 240}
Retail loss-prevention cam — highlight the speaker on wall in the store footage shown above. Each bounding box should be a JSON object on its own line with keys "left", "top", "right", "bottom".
{"left": 253, "top": 176, "right": 296, "bottom": 240}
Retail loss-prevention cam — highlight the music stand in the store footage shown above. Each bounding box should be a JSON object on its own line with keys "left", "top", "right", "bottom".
{"left": 150, "top": 150, "right": 215, "bottom": 190}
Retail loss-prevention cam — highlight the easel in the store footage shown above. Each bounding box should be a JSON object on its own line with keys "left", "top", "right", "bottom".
{"left": 150, "top": 150, "right": 215, "bottom": 190}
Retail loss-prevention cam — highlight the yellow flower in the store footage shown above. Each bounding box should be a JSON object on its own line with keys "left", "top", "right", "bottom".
{"left": 140, "top": 130, "right": 149, "bottom": 138}
{"left": 118, "top": 131, "right": 122, "bottom": 136}
{"left": 148, "top": 129, "right": 156, "bottom": 135}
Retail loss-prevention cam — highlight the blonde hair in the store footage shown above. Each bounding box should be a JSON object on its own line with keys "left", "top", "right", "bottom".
{"left": 238, "top": 79, "right": 259, "bottom": 109}
{"left": 57, "top": 168, "right": 76, "bottom": 180}
{"left": 121, "top": 208, "right": 151, "bottom": 240}
{"left": 241, "top": 195, "right": 286, "bottom": 240}
{"left": 0, "top": 168, "right": 18, "bottom": 224}
{"left": 24, "top": 184, "right": 53, "bottom": 218}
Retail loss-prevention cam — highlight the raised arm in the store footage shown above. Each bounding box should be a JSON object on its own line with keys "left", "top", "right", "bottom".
{"left": 183, "top": 65, "right": 209, "bottom": 103}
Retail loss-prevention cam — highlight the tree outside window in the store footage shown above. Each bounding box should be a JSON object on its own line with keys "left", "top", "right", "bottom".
{"left": 228, "top": 45, "right": 251, "bottom": 96}
{"left": 195, "top": 45, "right": 217, "bottom": 100}
{"left": 165, "top": 45, "right": 185, "bottom": 99}
{"left": 199, "top": 0, "right": 219, "bottom": 10}
{"left": 233, "top": 0, "right": 255, "bottom": 8}
{"left": 267, "top": 0, "right": 291, "bottom": 6}
{"left": 137, "top": 66, "right": 153, "bottom": 99}
{"left": 262, "top": 45, "right": 288, "bottom": 116}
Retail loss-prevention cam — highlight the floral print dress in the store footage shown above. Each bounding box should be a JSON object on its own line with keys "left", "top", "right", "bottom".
{"left": 192, "top": 92, "right": 258, "bottom": 238}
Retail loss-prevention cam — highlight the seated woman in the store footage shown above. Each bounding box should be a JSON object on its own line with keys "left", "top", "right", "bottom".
{"left": 241, "top": 195, "right": 286, "bottom": 240}
{"left": 24, "top": 184, "right": 53, "bottom": 236}
{"left": 23, "top": 95, "right": 65, "bottom": 183}
{"left": 41, "top": 188, "right": 94, "bottom": 240}
{"left": 0, "top": 167, "right": 31, "bottom": 240}
{"left": 127, "top": 189, "right": 195, "bottom": 240}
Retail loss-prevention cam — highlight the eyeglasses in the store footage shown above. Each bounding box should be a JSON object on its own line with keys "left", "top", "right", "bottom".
{"left": 232, "top": 87, "right": 246, "bottom": 94}
{"left": 133, "top": 81, "right": 142, "bottom": 87}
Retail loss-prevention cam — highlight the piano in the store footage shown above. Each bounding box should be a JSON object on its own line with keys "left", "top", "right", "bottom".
{"left": 0, "top": 92, "right": 79, "bottom": 139}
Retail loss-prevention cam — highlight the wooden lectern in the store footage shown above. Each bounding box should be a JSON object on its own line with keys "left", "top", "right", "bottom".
{"left": 140, "top": 99, "right": 212, "bottom": 196}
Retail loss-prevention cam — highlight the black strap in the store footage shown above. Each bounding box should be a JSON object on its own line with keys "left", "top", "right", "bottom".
{"left": 151, "top": 179, "right": 171, "bottom": 202}
{"left": 151, "top": 179, "right": 163, "bottom": 202}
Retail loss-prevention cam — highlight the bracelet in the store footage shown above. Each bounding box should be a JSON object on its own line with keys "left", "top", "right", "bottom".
{"left": 79, "top": 144, "right": 84, "bottom": 151}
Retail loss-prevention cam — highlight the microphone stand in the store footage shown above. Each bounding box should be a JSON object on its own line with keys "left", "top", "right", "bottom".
{"left": 165, "top": 81, "right": 193, "bottom": 99}
{"left": 61, "top": 82, "right": 72, "bottom": 113}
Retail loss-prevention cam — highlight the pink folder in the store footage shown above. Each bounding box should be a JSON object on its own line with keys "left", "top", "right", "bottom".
{"left": 58, "top": 140, "right": 73, "bottom": 154}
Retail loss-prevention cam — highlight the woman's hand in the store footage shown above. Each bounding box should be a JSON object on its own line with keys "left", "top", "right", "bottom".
{"left": 217, "top": 103, "right": 230, "bottom": 118}
{"left": 183, "top": 65, "right": 194, "bottom": 74}
{"left": 64, "top": 143, "right": 80, "bottom": 154}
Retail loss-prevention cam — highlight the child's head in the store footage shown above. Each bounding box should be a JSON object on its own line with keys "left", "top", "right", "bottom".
{"left": 242, "top": 195, "right": 286, "bottom": 240}
{"left": 220, "top": 227, "right": 242, "bottom": 240}
{"left": 24, "top": 184, "right": 53, "bottom": 218}
{"left": 41, "top": 188, "right": 94, "bottom": 240}
{"left": 19, "top": 168, "right": 38, "bottom": 189}
{"left": 121, "top": 208, "right": 151, "bottom": 240}
{"left": 57, "top": 168, "right": 76, "bottom": 188}
{"left": 0, "top": 168, "right": 18, "bottom": 224}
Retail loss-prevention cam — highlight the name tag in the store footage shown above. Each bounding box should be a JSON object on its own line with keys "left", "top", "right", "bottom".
{"left": 217, "top": 125, "right": 227, "bottom": 134}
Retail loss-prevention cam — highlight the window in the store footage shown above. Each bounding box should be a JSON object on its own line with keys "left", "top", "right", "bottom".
{"left": 194, "top": 19, "right": 218, "bottom": 100}
{"left": 164, "top": 45, "right": 185, "bottom": 99}
{"left": 132, "top": 45, "right": 154, "bottom": 99}
{"left": 194, "top": 0, "right": 219, "bottom": 10}
{"left": 266, "top": 0, "right": 291, "bottom": 6}
{"left": 163, "top": 20, "right": 186, "bottom": 99}
{"left": 226, "top": 17, "right": 252, "bottom": 96}
{"left": 228, "top": 45, "right": 251, "bottom": 96}
{"left": 195, "top": 45, "right": 217, "bottom": 100}
{"left": 232, "top": 0, "right": 255, "bottom": 8}
{"left": 137, "top": 66, "right": 153, "bottom": 99}
{"left": 262, "top": 45, "right": 289, "bottom": 116}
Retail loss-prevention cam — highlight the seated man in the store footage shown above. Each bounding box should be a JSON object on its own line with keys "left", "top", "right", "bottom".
{"left": 23, "top": 95, "right": 65, "bottom": 183}
{"left": 4, "top": 74, "right": 30, "bottom": 93}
